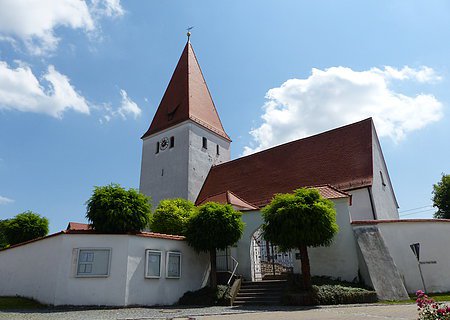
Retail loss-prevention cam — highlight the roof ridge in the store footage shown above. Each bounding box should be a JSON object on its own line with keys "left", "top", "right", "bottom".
{"left": 211, "top": 117, "right": 373, "bottom": 171}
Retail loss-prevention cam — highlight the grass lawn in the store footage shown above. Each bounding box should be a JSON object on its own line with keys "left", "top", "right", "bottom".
{"left": 381, "top": 293, "right": 450, "bottom": 304}
{"left": 0, "top": 297, "right": 45, "bottom": 310}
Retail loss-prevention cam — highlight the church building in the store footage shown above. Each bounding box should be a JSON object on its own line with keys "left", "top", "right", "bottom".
{"left": 1, "top": 38, "right": 450, "bottom": 307}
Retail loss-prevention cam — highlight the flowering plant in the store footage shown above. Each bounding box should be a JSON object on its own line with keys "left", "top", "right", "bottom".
{"left": 417, "top": 290, "right": 450, "bottom": 320}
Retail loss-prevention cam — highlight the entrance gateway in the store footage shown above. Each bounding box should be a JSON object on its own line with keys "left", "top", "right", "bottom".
{"left": 250, "top": 228, "right": 294, "bottom": 281}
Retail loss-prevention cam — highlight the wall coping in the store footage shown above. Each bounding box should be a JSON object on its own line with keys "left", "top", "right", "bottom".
{"left": 352, "top": 219, "right": 450, "bottom": 225}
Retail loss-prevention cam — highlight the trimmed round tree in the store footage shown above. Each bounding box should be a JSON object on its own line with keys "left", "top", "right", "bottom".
{"left": 151, "top": 198, "right": 196, "bottom": 235}
{"left": 86, "top": 183, "right": 152, "bottom": 233}
{"left": 3, "top": 211, "right": 49, "bottom": 246}
{"left": 262, "top": 188, "right": 338, "bottom": 290}
{"left": 433, "top": 173, "right": 450, "bottom": 219}
{"left": 185, "top": 202, "right": 244, "bottom": 289}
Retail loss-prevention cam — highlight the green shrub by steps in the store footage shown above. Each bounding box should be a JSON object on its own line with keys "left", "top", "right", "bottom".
{"left": 178, "top": 285, "right": 231, "bottom": 306}
{"left": 312, "top": 284, "right": 378, "bottom": 305}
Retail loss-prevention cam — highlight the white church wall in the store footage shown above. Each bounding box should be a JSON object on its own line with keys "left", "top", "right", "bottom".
{"left": 357, "top": 220, "right": 450, "bottom": 293}
{"left": 236, "top": 199, "right": 358, "bottom": 282}
{"left": 139, "top": 122, "right": 191, "bottom": 207}
{"left": 188, "top": 122, "right": 230, "bottom": 203}
{"left": 236, "top": 210, "right": 263, "bottom": 280}
{"left": 0, "top": 233, "right": 210, "bottom": 306}
{"left": 370, "top": 126, "right": 399, "bottom": 220}
{"left": 0, "top": 234, "right": 62, "bottom": 304}
{"left": 293, "top": 198, "right": 359, "bottom": 282}
{"left": 347, "top": 188, "right": 375, "bottom": 221}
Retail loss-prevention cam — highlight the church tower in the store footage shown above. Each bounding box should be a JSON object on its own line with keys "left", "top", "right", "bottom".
{"left": 139, "top": 39, "right": 231, "bottom": 206}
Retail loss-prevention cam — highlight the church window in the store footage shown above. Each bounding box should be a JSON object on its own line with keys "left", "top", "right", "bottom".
{"left": 216, "top": 144, "right": 220, "bottom": 155}
{"left": 170, "top": 136, "right": 175, "bottom": 148}
{"left": 76, "top": 248, "right": 111, "bottom": 277}
{"left": 156, "top": 142, "right": 160, "bottom": 154}
{"left": 202, "top": 137, "right": 207, "bottom": 149}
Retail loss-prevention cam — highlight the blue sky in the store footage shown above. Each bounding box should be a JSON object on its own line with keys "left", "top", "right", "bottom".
{"left": 0, "top": 0, "right": 449, "bottom": 233}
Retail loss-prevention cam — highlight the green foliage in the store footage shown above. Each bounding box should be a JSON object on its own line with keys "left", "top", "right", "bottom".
{"left": 311, "top": 285, "right": 377, "bottom": 305}
{"left": 0, "top": 296, "right": 45, "bottom": 310}
{"left": 262, "top": 188, "right": 338, "bottom": 251}
{"left": 2, "top": 211, "right": 49, "bottom": 246}
{"left": 151, "top": 198, "right": 196, "bottom": 235}
{"left": 0, "top": 220, "right": 8, "bottom": 248}
{"left": 433, "top": 174, "right": 450, "bottom": 219}
{"left": 177, "top": 285, "right": 231, "bottom": 306}
{"left": 86, "top": 183, "right": 152, "bottom": 233}
{"left": 185, "top": 202, "right": 244, "bottom": 253}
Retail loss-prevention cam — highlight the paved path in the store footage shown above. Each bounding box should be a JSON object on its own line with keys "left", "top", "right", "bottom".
{"left": 0, "top": 304, "right": 418, "bottom": 320}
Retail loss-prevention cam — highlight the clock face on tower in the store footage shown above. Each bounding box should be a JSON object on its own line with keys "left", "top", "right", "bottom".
{"left": 160, "top": 137, "right": 169, "bottom": 150}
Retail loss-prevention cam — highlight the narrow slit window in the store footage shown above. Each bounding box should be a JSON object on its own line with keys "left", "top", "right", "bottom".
{"left": 156, "top": 141, "right": 160, "bottom": 154}
{"left": 202, "top": 137, "right": 207, "bottom": 149}
{"left": 380, "top": 171, "right": 386, "bottom": 187}
{"left": 216, "top": 145, "right": 220, "bottom": 155}
{"left": 170, "top": 136, "right": 175, "bottom": 148}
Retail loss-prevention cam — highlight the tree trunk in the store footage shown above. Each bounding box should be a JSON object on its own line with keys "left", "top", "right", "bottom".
{"left": 299, "top": 245, "right": 312, "bottom": 290}
{"left": 210, "top": 249, "right": 217, "bottom": 290}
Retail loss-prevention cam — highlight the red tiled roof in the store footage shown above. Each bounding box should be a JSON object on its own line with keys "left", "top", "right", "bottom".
{"left": 67, "top": 222, "right": 91, "bottom": 231}
{"left": 312, "top": 185, "right": 351, "bottom": 202}
{"left": 196, "top": 118, "right": 374, "bottom": 207}
{"left": 0, "top": 226, "right": 186, "bottom": 252}
{"left": 141, "top": 41, "right": 230, "bottom": 141}
{"left": 197, "top": 190, "right": 259, "bottom": 210}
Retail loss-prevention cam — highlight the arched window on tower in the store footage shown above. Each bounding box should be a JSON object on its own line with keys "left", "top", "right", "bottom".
{"left": 216, "top": 144, "right": 220, "bottom": 155}
{"left": 202, "top": 137, "right": 207, "bottom": 149}
{"left": 156, "top": 141, "right": 160, "bottom": 154}
{"left": 170, "top": 136, "right": 175, "bottom": 149}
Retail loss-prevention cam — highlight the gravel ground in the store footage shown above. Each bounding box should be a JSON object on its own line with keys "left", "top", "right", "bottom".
{"left": 0, "top": 305, "right": 258, "bottom": 320}
{"left": 0, "top": 304, "right": 418, "bottom": 320}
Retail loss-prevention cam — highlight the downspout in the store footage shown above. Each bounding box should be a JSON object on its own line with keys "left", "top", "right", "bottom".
{"left": 367, "top": 187, "right": 377, "bottom": 220}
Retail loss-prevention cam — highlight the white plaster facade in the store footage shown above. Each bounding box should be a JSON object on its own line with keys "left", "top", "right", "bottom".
{"left": 235, "top": 198, "right": 360, "bottom": 283}
{"left": 139, "top": 120, "right": 230, "bottom": 207}
{"left": 0, "top": 233, "right": 209, "bottom": 306}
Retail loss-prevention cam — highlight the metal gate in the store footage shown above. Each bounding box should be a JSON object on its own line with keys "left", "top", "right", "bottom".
{"left": 251, "top": 228, "right": 294, "bottom": 281}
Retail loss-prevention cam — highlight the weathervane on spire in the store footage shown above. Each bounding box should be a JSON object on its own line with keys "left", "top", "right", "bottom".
{"left": 187, "top": 26, "right": 194, "bottom": 41}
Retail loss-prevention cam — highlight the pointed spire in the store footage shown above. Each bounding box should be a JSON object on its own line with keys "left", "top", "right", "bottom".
{"left": 142, "top": 41, "right": 230, "bottom": 141}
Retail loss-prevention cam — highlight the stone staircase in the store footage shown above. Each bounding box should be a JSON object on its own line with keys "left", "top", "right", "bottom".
{"left": 233, "top": 280, "right": 287, "bottom": 306}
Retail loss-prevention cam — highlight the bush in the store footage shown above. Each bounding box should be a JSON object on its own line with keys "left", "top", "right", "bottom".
{"left": 151, "top": 198, "right": 196, "bottom": 235}
{"left": 178, "top": 285, "right": 231, "bottom": 306}
{"left": 283, "top": 275, "right": 377, "bottom": 305}
{"left": 311, "top": 285, "right": 377, "bottom": 305}
{"left": 86, "top": 183, "right": 151, "bottom": 233}
{"left": 2, "top": 211, "right": 49, "bottom": 246}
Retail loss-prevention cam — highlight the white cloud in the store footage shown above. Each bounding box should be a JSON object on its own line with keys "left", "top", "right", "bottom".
{"left": 0, "top": 0, "right": 124, "bottom": 55}
{"left": 243, "top": 66, "right": 443, "bottom": 155}
{"left": 99, "top": 89, "right": 141, "bottom": 123}
{"left": 0, "top": 196, "right": 14, "bottom": 205}
{"left": 0, "top": 61, "right": 89, "bottom": 117}
{"left": 118, "top": 89, "right": 141, "bottom": 119}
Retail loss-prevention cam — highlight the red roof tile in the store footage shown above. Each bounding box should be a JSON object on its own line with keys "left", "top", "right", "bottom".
{"left": 67, "top": 222, "right": 91, "bottom": 231}
{"left": 197, "top": 190, "right": 259, "bottom": 210}
{"left": 196, "top": 118, "right": 374, "bottom": 207}
{"left": 141, "top": 41, "right": 230, "bottom": 141}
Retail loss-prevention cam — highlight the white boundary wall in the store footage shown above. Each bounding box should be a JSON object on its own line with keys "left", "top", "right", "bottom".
{"left": 353, "top": 220, "right": 450, "bottom": 293}
{"left": 0, "top": 233, "right": 209, "bottom": 306}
